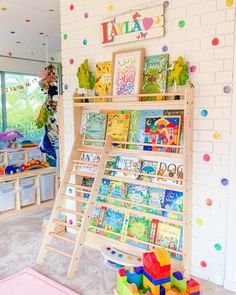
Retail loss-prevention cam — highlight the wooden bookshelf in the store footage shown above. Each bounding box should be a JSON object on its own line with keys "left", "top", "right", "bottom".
{"left": 58, "top": 83, "right": 194, "bottom": 277}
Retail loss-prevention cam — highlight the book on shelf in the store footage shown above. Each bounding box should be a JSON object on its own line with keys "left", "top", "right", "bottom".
{"left": 139, "top": 160, "right": 158, "bottom": 181}
{"left": 114, "top": 156, "right": 141, "bottom": 179}
{"left": 84, "top": 112, "right": 107, "bottom": 146}
{"left": 143, "top": 115, "right": 181, "bottom": 153}
{"left": 164, "top": 110, "right": 184, "bottom": 149}
{"left": 143, "top": 54, "right": 169, "bottom": 101}
{"left": 108, "top": 180, "right": 127, "bottom": 199}
{"left": 106, "top": 113, "right": 130, "bottom": 148}
{"left": 162, "top": 189, "right": 183, "bottom": 220}
{"left": 154, "top": 161, "right": 184, "bottom": 187}
{"left": 126, "top": 184, "right": 149, "bottom": 211}
{"left": 95, "top": 61, "right": 112, "bottom": 101}
{"left": 148, "top": 187, "right": 165, "bottom": 215}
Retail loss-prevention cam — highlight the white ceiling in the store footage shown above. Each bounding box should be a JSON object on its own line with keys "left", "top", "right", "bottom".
{"left": 0, "top": 0, "right": 61, "bottom": 61}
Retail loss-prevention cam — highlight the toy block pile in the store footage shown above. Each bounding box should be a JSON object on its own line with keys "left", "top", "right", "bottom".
{"left": 115, "top": 248, "right": 200, "bottom": 295}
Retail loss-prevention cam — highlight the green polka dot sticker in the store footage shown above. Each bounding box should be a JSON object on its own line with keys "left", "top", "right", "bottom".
{"left": 178, "top": 20, "right": 185, "bottom": 28}
{"left": 214, "top": 243, "right": 222, "bottom": 251}
{"left": 63, "top": 34, "right": 68, "bottom": 40}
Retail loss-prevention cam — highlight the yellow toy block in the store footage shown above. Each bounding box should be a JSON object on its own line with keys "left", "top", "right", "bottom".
{"left": 154, "top": 248, "right": 171, "bottom": 266}
{"left": 128, "top": 284, "right": 139, "bottom": 293}
{"left": 166, "top": 290, "right": 178, "bottom": 295}
{"left": 143, "top": 276, "right": 160, "bottom": 295}
{"left": 162, "top": 282, "right": 171, "bottom": 292}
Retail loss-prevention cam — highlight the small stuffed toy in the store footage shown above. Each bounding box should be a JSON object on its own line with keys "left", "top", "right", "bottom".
{"left": 47, "top": 116, "right": 59, "bottom": 142}
{"left": 168, "top": 56, "right": 189, "bottom": 87}
{"left": 77, "top": 59, "right": 95, "bottom": 90}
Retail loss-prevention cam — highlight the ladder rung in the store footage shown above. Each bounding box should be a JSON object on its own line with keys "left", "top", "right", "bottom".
{"left": 54, "top": 219, "right": 80, "bottom": 230}
{"left": 45, "top": 245, "right": 72, "bottom": 258}
{"left": 57, "top": 207, "right": 84, "bottom": 217}
{"left": 65, "top": 183, "right": 92, "bottom": 191}
{"left": 73, "top": 160, "right": 100, "bottom": 166}
{"left": 61, "top": 194, "right": 89, "bottom": 203}
{"left": 49, "top": 232, "right": 76, "bottom": 244}
{"left": 70, "top": 170, "right": 96, "bottom": 177}
{"left": 77, "top": 147, "right": 103, "bottom": 153}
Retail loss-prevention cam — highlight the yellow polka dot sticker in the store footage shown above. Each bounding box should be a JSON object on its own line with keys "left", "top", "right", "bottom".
{"left": 197, "top": 218, "right": 203, "bottom": 226}
{"left": 225, "top": 0, "right": 234, "bottom": 7}
{"left": 213, "top": 132, "right": 221, "bottom": 140}
{"left": 108, "top": 4, "right": 114, "bottom": 11}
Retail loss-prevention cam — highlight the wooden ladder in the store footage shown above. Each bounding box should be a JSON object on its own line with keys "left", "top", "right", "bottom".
{"left": 37, "top": 134, "right": 113, "bottom": 278}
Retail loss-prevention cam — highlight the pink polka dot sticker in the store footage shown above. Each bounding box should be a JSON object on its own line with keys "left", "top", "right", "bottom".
{"left": 70, "top": 4, "right": 74, "bottom": 11}
{"left": 84, "top": 12, "right": 88, "bottom": 18}
{"left": 69, "top": 219, "right": 73, "bottom": 225}
{"left": 190, "top": 65, "right": 197, "bottom": 73}
{"left": 212, "top": 37, "right": 219, "bottom": 46}
{"left": 203, "top": 154, "right": 210, "bottom": 162}
{"left": 205, "top": 198, "right": 213, "bottom": 206}
{"left": 69, "top": 58, "right": 74, "bottom": 65}
{"left": 200, "top": 261, "right": 207, "bottom": 268}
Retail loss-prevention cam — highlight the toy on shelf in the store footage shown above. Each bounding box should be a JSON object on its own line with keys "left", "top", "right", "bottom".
{"left": 77, "top": 59, "right": 95, "bottom": 93}
{"left": 0, "top": 166, "right": 4, "bottom": 175}
{"left": 21, "top": 140, "right": 38, "bottom": 149}
{"left": 5, "top": 164, "right": 24, "bottom": 175}
{"left": 115, "top": 248, "right": 200, "bottom": 295}
{"left": 0, "top": 129, "right": 24, "bottom": 149}
{"left": 21, "top": 160, "right": 50, "bottom": 171}
{"left": 101, "top": 246, "right": 142, "bottom": 270}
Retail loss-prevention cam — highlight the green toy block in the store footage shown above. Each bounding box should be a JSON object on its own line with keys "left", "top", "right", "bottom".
{"left": 117, "top": 273, "right": 128, "bottom": 294}
{"left": 176, "top": 280, "right": 187, "bottom": 292}
{"left": 122, "top": 283, "right": 139, "bottom": 295}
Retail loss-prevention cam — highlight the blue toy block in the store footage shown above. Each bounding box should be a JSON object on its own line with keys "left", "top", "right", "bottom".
{"left": 136, "top": 266, "right": 144, "bottom": 275}
{"left": 190, "top": 292, "right": 200, "bottom": 295}
{"left": 127, "top": 270, "right": 143, "bottom": 290}
{"left": 143, "top": 270, "right": 171, "bottom": 285}
{"left": 173, "top": 271, "right": 183, "bottom": 280}
{"left": 160, "top": 285, "right": 165, "bottom": 295}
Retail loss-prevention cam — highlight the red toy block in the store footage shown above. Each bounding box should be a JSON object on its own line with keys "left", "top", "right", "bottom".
{"left": 187, "top": 278, "right": 200, "bottom": 293}
{"left": 160, "top": 265, "right": 171, "bottom": 273}
{"left": 118, "top": 268, "right": 127, "bottom": 277}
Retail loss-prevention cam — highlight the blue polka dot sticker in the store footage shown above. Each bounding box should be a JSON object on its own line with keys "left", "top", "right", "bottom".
{"left": 201, "top": 109, "right": 208, "bottom": 117}
{"left": 162, "top": 45, "right": 168, "bottom": 52}
{"left": 221, "top": 178, "right": 229, "bottom": 186}
{"left": 64, "top": 84, "right": 68, "bottom": 90}
{"left": 83, "top": 39, "right": 87, "bottom": 45}
{"left": 224, "top": 85, "right": 231, "bottom": 94}
{"left": 163, "top": 1, "right": 169, "bottom": 8}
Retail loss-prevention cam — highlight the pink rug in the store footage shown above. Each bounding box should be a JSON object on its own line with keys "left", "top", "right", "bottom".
{"left": 0, "top": 268, "right": 79, "bottom": 295}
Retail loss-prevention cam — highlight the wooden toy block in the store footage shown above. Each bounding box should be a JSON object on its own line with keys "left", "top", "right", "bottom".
{"left": 154, "top": 248, "right": 171, "bottom": 266}
{"left": 162, "top": 282, "right": 171, "bottom": 292}
{"left": 151, "top": 271, "right": 171, "bottom": 280}
{"left": 175, "top": 280, "right": 187, "bottom": 292}
{"left": 186, "top": 278, "right": 200, "bottom": 293}
{"left": 172, "top": 271, "right": 183, "bottom": 280}
{"left": 143, "top": 276, "right": 160, "bottom": 295}
{"left": 144, "top": 270, "right": 171, "bottom": 285}
{"left": 127, "top": 269, "right": 143, "bottom": 290}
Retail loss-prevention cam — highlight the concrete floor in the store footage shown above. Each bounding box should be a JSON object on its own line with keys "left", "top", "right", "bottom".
{"left": 0, "top": 206, "right": 235, "bottom": 295}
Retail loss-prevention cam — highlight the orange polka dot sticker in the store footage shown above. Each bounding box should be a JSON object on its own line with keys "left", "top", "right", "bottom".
{"left": 225, "top": 0, "right": 234, "bottom": 7}
{"left": 213, "top": 132, "right": 221, "bottom": 140}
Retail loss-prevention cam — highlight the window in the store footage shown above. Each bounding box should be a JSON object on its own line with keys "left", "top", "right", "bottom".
{"left": 0, "top": 72, "right": 45, "bottom": 142}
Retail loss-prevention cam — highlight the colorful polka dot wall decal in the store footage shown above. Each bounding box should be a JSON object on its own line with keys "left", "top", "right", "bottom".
{"left": 163, "top": 1, "right": 170, "bottom": 8}
{"left": 212, "top": 37, "right": 219, "bottom": 46}
{"left": 201, "top": 109, "right": 208, "bottom": 117}
{"left": 64, "top": 84, "right": 69, "bottom": 90}
{"left": 69, "top": 219, "right": 73, "bottom": 225}
{"left": 49, "top": 9, "right": 54, "bottom": 12}
{"left": 1, "top": 7, "right": 7, "bottom": 11}
{"left": 162, "top": 45, "right": 168, "bottom": 52}
{"left": 200, "top": 261, "right": 207, "bottom": 268}
{"left": 42, "top": 43, "right": 46, "bottom": 46}
{"left": 69, "top": 58, "right": 74, "bottom": 65}
{"left": 25, "top": 19, "right": 31, "bottom": 23}
{"left": 221, "top": 178, "right": 229, "bottom": 186}
{"left": 190, "top": 65, "right": 197, "bottom": 73}
{"left": 84, "top": 12, "right": 88, "bottom": 18}
{"left": 108, "top": 4, "right": 114, "bottom": 12}
{"left": 178, "top": 20, "right": 185, "bottom": 28}
{"left": 203, "top": 154, "right": 210, "bottom": 162}
{"left": 8, "top": 52, "right": 13, "bottom": 57}
{"left": 16, "top": 41, "right": 21, "bottom": 44}
{"left": 63, "top": 33, "right": 68, "bottom": 40}
{"left": 224, "top": 85, "right": 231, "bottom": 93}
{"left": 83, "top": 39, "right": 88, "bottom": 46}
{"left": 213, "top": 132, "right": 221, "bottom": 140}
{"left": 214, "top": 243, "right": 222, "bottom": 251}
{"left": 196, "top": 218, "right": 203, "bottom": 226}
{"left": 39, "top": 32, "right": 44, "bottom": 35}
{"left": 225, "top": 0, "right": 234, "bottom": 7}
{"left": 10, "top": 31, "right": 15, "bottom": 34}
{"left": 70, "top": 4, "right": 74, "bottom": 11}
{"left": 205, "top": 198, "right": 213, "bottom": 206}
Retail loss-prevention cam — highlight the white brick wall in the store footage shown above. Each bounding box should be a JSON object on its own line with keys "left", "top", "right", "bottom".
{"left": 60, "top": 0, "right": 236, "bottom": 286}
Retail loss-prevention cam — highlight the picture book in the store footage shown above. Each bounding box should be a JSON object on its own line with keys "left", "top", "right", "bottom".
{"left": 149, "top": 219, "right": 159, "bottom": 244}
{"left": 99, "top": 179, "right": 110, "bottom": 196}
{"left": 143, "top": 116, "right": 181, "bottom": 152}
{"left": 157, "top": 222, "right": 182, "bottom": 256}
{"left": 106, "top": 113, "right": 130, "bottom": 148}
{"left": 120, "top": 212, "right": 130, "bottom": 242}
{"left": 139, "top": 160, "right": 158, "bottom": 181}
{"left": 114, "top": 156, "right": 141, "bottom": 179}
{"left": 81, "top": 177, "right": 94, "bottom": 199}
{"left": 148, "top": 188, "right": 165, "bottom": 215}
{"left": 127, "top": 110, "right": 141, "bottom": 150}
{"left": 84, "top": 112, "right": 107, "bottom": 146}
{"left": 104, "top": 156, "right": 116, "bottom": 176}
{"left": 90, "top": 206, "right": 105, "bottom": 227}
{"left": 127, "top": 215, "right": 150, "bottom": 242}
{"left": 102, "top": 208, "right": 125, "bottom": 233}
{"left": 126, "top": 184, "right": 149, "bottom": 205}
{"left": 81, "top": 152, "right": 101, "bottom": 163}
{"left": 108, "top": 180, "right": 127, "bottom": 199}
{"left": 95, "top": 61, "right": 112, "bottom": 100}
{"left": 164, "top": 110, "right": 184, "bottom": 148}
{"left": 143, "top": 54, "right": 169, "bottom": 101}
{"left": 154, "top": 161, "right": 184, "bottom": 187}
{"left": 162, "top": 189, "right": 183, "bottom": 220}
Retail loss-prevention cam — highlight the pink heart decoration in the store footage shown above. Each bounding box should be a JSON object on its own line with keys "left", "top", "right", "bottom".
{"left": 143, "top": 17, "right": 153, "bottom": 30}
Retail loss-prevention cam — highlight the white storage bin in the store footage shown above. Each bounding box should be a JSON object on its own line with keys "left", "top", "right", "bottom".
{"left": 40, "top": 173, "right": 56, "bottom": 201}
{"left": 20, "top": 185, "right": 36, "bottom": 206}
{"left": 20, "top": 177, "right": 35, "bottom": 187}
{"left": 0, "top": 189, "right": 16, "bottom": 212}
{"left": 0, "top": 181, "right": 14, "bottom": 191}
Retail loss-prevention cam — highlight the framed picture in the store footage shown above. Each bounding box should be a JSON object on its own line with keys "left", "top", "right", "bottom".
{"left": 111, "top": 48, "right": 145, "bottom": 100}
